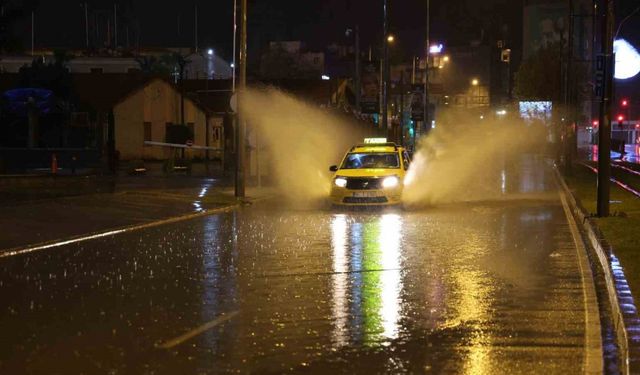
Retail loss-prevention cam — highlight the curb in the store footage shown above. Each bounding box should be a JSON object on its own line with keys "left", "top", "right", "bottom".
{"left": 554, "top": 167, "right": 640, "bottom": 375}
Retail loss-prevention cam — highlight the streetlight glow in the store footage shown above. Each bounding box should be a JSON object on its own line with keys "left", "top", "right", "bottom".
{"left": 207, "top": 48, "right": 214, "bottom": 56}
{"left": 429, "top": 44, "right": 443, "bottom": 54}
{"left": 387, "top": 35, "right": 395, "bottom": 43}
{"left": 471, "top": 78, "right": 479, "bottom": 86}
{"left": 322, "top": 75, "right": 330, "bottom": 80}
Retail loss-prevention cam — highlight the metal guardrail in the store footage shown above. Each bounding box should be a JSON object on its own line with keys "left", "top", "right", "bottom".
{"left": 143, "top": 141, "right": 223, "bottom": 151}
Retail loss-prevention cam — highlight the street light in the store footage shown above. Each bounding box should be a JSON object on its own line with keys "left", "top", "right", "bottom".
{"left": 471, "top": 78, "right": 479, "bottom": 86}
{"left": 387, "top": 34, "right": 395, "bottom": 43}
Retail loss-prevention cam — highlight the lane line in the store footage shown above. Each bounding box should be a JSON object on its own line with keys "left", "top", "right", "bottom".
{"left": 0, "top": 204, "right": 239, "bottom": 259}
{"left": 156, "top": 311, "right": 240, "bottom": 349}
{"left": 558, "top": 188, "right": 604, "bottom": 374}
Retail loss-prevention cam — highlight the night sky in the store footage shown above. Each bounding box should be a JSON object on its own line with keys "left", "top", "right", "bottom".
{"left": 16, "top": 0, "right": 524, "bottom": 60}
{"left": 9, "top": 0, "right": 640, "bottom": 65}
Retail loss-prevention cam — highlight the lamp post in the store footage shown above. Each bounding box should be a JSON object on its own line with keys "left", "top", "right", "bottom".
{"left": 382, "top": 0, "right": 389, "bottom": 130}
{"left": 423, "top": 0, "right": 430, "bottom": 136}
{"left": 597, "top": 0, "right": 614, "bottom": 217}
{"left": 235, "top": 0, "right": 247, "bottom": 198}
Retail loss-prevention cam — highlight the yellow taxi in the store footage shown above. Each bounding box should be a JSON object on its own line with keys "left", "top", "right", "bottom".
{"left": 329, "top": 138, "right": 411, "bottom": 206}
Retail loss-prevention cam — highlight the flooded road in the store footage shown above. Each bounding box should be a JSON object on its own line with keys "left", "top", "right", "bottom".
{"left": 0, "top": 158, "right": 597, "bottom": 374}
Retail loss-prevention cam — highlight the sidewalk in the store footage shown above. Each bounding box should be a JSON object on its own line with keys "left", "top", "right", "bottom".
{"left": 0, "top": 177, "right": 273, "bottom": 252}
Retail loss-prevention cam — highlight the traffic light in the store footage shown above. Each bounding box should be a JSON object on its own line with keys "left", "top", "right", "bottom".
{"left": 617, "top": 114, "right": 625, "bottom": 122}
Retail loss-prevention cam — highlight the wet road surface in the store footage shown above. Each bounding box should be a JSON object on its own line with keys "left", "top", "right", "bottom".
{"left": 0, "top": 157, "right": 597, "bottom": 374}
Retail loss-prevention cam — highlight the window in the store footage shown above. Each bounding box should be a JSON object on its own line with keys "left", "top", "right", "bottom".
{"left": 341, "top": 153, "right": 399, "bottom": 169}
{"left": 143, "top": 122, "right": 152, "bottom": 144}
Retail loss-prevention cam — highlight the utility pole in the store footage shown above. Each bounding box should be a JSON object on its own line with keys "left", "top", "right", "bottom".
{"left": 597, "top": 0, "right": 614, "bottom": 217}
{"left": 232, "top": 0, "right": 237, "bottom": 92}
{"left": 194, "top": 3, "right": 198, "bottom": 53}
{"left": 84, "top": 3, "right": 89, "bottom": 48}
{"left": 235, "top": 0, "right": 247, "bottom": 198}
{"left": 399, "top": 70, "right": 404, "bottom": 146}
{"left": 31, "top": 11, "right": 34, "bottom": 56}
{"left": 423, "top": 0, "right": 430, "bottom": 136}
{"left": 382, "top": 0, "right": 389, "bottom": 130}
{"left": 564, "top": 0, "right": 574, "bottom": 174}
{"left": 114, "top": 3, "right": 117, "bottom": 48}
{"left": 355, "top": 24, "right": 361, "bottom": 112}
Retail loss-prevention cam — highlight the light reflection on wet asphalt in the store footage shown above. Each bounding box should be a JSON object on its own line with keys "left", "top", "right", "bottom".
{"left": 0, "top": 158, "right": 589, "bottom": 374}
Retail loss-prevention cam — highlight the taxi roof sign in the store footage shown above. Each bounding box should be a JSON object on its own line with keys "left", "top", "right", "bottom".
{"left": 364, "top": 138, "right": 387, "bottom": 144}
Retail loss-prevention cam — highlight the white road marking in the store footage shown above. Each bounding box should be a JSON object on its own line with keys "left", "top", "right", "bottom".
{"left": 558, "top": 188, "right": 604, "bottom": 374}
{"left": 156, "top": 311, "right": 240, "bottom": 349}
{"left": 0, "top": 205, "right": 238, "bottom": 258}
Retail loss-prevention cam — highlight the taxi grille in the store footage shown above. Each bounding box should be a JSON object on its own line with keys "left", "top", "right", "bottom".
{"left": 343, "top": 197, "right": 388, "bottom": 204}
{"left": 345, "top": 177, "right": 382, "bottom": 190}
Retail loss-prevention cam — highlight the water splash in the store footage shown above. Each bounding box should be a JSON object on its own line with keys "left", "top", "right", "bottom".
{"left": 242, "top": 87, "right": 371, "bottom": 206}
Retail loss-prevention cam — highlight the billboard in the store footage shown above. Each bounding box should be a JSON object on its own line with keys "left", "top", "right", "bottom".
{"left": 360, "top": 60, "right": 380, "bottom": 114}
{"left": 519, "top": 101, "right": 552, "bottom": 123}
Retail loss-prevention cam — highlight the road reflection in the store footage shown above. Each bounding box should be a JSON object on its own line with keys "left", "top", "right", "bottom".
{"left": 330, "top": 213, "right": 403, "bottom": 347}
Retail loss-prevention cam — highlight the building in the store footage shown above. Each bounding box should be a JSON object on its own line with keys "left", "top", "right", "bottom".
{"left": 73, "top": 75, "right": 223, "bottom": 161}
{"left": 260, "top": 41, "right": 325, "bottom": 79}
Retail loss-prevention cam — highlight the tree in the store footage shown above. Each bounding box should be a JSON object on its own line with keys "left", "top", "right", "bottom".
{"left": 159, "top": 52, "right": 191, "bottom": 83}
{"left": 514, "top": 42, "right": 563, "bottom": 102}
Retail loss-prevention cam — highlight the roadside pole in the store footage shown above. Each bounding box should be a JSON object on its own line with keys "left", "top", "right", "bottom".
{"left": 382, "top": 0, "right": 389, "bottom": 130}
{"left": 399, "top": 71, "right": 403, "bottom": 146}
{"left": 423, "top": 0, "right": 430, "bottom": 136}
{"left": 564, "top": 0, "right": 574, "bottom": 175}
{"left": 235, "top": 0, "right": 247, "bottom": 198}
{"left": 597, "top": 0, "right": 614, "bottom": 217}
{"left": 355, "top": 24, "right": 361, "bottom": 112}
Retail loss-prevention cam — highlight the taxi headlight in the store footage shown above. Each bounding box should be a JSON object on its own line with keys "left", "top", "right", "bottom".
{"left": 334, "top": 177, "right": 347, "bottom": 188}
{"left": 382, "top": 176, "right": 399, "bottom": 188}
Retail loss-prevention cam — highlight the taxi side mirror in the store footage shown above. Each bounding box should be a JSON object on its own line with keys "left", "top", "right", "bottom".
{"left": 329, "top": 165, "right": 338, "bottom": 172}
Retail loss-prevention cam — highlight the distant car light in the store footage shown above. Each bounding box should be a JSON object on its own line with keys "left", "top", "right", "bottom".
{"left": 334, "top": 177, "right": 347, "bottom": 188}
{"left": 382, "top": 176, "right": 399, "bottom": 188}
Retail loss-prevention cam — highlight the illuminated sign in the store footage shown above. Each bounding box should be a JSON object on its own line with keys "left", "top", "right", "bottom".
{"left": 429, "top": 44, "right": 444, "bottom": 54}
{"left": 614, "top": 39, "right": 640, "bottom": 80}
{"left": 364, "top": 138, "right": 387, "bottom": 144}
{"left": 519, "top": 101, "right": 552, "bottom": 123}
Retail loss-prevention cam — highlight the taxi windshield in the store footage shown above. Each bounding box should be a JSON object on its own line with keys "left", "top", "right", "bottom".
{"left": 341, "top": 152, "right": 400, "bottom": 169}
